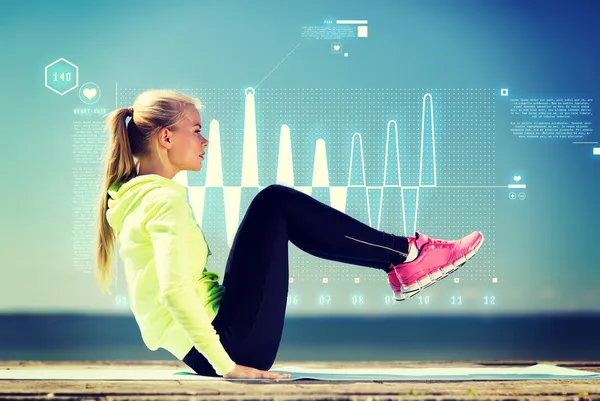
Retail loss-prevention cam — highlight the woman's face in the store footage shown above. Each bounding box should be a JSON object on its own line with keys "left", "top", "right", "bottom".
{"left": 169, "top": 106, "right": 209, "bottom": 172}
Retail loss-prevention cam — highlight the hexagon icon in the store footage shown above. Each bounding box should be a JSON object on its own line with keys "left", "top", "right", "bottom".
{"left": 45, "top": 58, "right": 79, "bottom": 95}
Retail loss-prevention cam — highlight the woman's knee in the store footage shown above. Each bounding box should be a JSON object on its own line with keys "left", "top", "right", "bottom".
{"left": 254, "top": 184, "right": 288, "bottom": 206}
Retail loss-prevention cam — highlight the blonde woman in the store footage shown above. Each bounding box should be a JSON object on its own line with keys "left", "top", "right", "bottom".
{"left": 96, "top": 89, "right": 484, "bottom": 379}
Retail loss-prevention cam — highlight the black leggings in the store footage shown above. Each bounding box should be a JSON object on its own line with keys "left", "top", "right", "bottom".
{"left": 183, "top": 184, "right": 410, "bottom": 376}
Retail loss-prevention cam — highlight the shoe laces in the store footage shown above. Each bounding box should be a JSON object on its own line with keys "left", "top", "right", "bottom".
{"left": 427, "top": 237, "right": 448, "bottom": 249}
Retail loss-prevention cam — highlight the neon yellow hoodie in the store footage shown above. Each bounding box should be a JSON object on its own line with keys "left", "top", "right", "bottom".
{"left": 106, "top": 174, "right": 235, "bottom": 376}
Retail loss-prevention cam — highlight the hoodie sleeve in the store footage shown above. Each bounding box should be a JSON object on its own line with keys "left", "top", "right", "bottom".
{"left": 145, "top": 192, "right": 236, "bottom": 377}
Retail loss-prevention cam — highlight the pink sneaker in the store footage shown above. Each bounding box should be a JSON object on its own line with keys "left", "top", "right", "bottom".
{"left": 391, "top": 231, "right": 484, "bottom": 300}
{"left": 386, "top": 236, "right": 418, "bottom": 301}
{"left": 387, "top": 267, "right": 408, "bottom": 301}
{"left": 387, "top": 236, "right": 419, "bottom": 301}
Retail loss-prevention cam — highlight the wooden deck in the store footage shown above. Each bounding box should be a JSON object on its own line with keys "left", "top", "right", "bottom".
{"left": 1, "top": 361, "right": 599, "bottom": 400}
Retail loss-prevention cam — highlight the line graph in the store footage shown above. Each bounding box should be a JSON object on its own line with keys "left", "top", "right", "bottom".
{"left": 168, "top": 88, "right": 517, "bottom": 248}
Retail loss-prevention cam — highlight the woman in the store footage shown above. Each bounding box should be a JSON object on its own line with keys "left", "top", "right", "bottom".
{"left": 95, "top": 89, "right": 484, "bottom": 379}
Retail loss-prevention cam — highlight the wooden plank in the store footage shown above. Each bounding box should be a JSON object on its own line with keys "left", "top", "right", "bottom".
{"left": 0, "top": 361, "right": 598, "bottom": 400}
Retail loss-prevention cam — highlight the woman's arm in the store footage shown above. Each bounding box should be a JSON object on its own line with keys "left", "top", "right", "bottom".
{"left": 146, "top": 191, "right": 235, "bottom": 377}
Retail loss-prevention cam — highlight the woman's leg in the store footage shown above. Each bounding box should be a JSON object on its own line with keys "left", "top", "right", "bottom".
{"left": 184, "top": 184, "right": 411, "bottom": 375}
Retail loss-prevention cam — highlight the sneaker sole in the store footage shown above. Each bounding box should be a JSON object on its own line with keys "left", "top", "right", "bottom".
{"left": 395, "top": 234, "right": 485, "bottom": 301}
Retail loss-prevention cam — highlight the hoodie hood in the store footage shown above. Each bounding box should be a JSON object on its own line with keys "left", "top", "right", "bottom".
{"left": 106, "top": 174, "right": 186, "bottom": 233}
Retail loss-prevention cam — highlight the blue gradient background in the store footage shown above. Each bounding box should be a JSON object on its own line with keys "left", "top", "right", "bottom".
{"left": 0, "top": 0, "right": 598, "bottom": 315}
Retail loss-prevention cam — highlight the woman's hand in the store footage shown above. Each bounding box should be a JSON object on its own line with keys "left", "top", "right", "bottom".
{"left": 223, "top": 363, "right": 291, "bottom": 380}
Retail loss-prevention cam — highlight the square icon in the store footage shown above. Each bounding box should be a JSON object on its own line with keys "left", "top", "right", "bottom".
{"left": 357, "top": 26, "right": 368, "bottom": 37}
{"left": 453, "top": 277, "right": 460, "bottom": 283}
{"left": 501, "top": 88, "right": 508, "bottom": 96}
{"left": 354, "top": 277, "right": 360, "bottom": 283}
{"left": 289, "top": 277, "right": 294, "bottom": 283}
{"left": 344, "top": 53, "right": 348, "bottom": 57}
{"left": 593, "top": 147, "right": 600, "bottom": 155}
{"left": 492, "top": 277, "right": 498, "bottom": 283}
{"left": 322, "top": 277, "right": 329, "bottom": 283}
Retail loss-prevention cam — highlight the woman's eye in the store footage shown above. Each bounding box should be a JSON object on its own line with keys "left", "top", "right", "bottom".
{"left": 195, "top": 130, "right": 201, "bottom": 135}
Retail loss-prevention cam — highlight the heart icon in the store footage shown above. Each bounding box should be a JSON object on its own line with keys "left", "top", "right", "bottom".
{"left": 83, "top": 88, "right": 97, "bottom": 100}
{"left": 513, "top": 176, "right": 521, "bottom": 182}
{"left": 333, "top": 45, "right": 340, "bottom": 51}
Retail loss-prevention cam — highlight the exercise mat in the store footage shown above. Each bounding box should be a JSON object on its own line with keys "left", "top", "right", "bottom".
{"left": 1, "top": 363, "right": 599, "bottom": 381}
